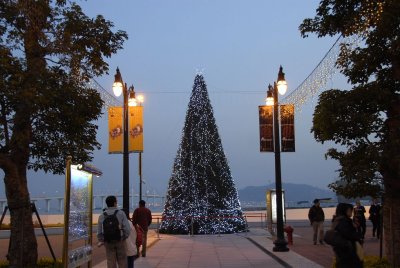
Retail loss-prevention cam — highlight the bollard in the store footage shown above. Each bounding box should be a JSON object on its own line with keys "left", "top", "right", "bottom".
{"left": 244, "top": 215, "right": 248, "bottom": 235}
{"left": 191, "top": 216, "right": 194, "bottom": 237}
{"left": 157, "top": 218, "right": 160, "bottom": 239}
{"left": 284, "top": 225, "right": 294, "bottom": 245}
{"left": 260, "top": 213, "right": 263, "bottom": 229}
{"left": 220, "top": 217, "right": 222, "bottom": 236}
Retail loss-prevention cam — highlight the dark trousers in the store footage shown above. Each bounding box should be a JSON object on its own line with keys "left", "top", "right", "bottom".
{"left": 356, "top": 218, "right": 366, "bottom": 238}
{"left": 372, "top": 219, "right": 381, "bottom": 238}
{"left": 127, "top": 255, "right": 135, "bottom": 268}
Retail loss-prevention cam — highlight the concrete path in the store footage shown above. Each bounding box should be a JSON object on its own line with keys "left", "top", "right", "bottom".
{"left": 94, "top": 229, "right": 322, "bottom": 268}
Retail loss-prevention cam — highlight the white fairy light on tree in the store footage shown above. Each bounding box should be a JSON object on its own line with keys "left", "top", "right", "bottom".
{"left": 160, "top": 74, "right": 246, "bottom": 234}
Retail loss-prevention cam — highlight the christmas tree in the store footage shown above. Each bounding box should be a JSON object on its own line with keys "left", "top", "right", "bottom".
{"left": 160, "top": 74, "right": 246, "bottom": 234}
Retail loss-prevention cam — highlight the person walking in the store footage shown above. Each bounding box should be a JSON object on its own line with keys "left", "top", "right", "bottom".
{"left": 308, "top": 199, "right": 325, "bottom": 245}
{"left": 97, "top": 196, "right": 131, "bottom": 268}
{"left": 132, "top": 200, "right": 152, "bottom": 257}
{"left": 126, "top": 220, "right": 138, "bottom": 268}
{"left": 354, "top": 200, "right": 366, "bottom": 241}
{"left": 369, "top": 199, "right": 381, "bottom": 239}
{"left": 331, "top": 203, "right": 364, "bottom": 268}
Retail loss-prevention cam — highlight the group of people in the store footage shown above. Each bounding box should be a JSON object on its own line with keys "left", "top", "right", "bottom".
{"left": 97, "top": 196, "right": 152, "bottom": 268}
{"left": 308, "top": 198, "right": 382, "bottom": 267}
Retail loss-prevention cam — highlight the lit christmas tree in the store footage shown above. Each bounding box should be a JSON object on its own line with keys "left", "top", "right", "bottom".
{"left": 160, "top": 74, "right": 246, "bottom": 234}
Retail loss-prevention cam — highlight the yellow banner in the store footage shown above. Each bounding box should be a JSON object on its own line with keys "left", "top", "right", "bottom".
{"left": 108, "top": 107, "right": 123, "bottom": 154}
{"left": 129, "top": 106, "right": 144, "bottom": 152}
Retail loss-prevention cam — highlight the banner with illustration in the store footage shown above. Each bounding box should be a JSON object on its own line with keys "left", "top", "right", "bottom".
{"left": 280, "top": 104, "right": 295, "bottom": 152}
{"left": 108, "top": 107, "right": 123, "bottom": 154}
{"left": 259, "top": 106, "right": 274, "bottom": 152}
{"left": 129, "top": 106, "right": 144, "bottom": 152}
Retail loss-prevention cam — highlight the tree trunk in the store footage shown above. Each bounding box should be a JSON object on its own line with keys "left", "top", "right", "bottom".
{"left": 4, "top": 163, "right": 37, "bottom": 266}
{"left": 383, "top": 194, "right": 400, "bottom": 267}
{"left": 382, "top": 95, "right": 400, "bottom": 266}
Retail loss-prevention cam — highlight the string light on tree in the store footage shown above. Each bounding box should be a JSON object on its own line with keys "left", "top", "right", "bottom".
{"left": 160, "top": 74, "right": 246, "bottom": 234}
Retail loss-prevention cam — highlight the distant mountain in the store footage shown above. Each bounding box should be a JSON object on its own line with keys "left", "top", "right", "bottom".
{"left": 238, "top": 183, "right": 335, "bottom": 203}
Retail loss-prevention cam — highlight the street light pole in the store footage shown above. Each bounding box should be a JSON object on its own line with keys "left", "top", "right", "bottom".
{"left": 113, "top": 67, "right": 136, "bottom": 217}
{"left": 122, "top": 80, "right": 129, "bottom": 217}
{"left": 272, "top": 81, "right": 288, "bottom": 252}
{"left": 139, "top": 152, "right": 142, "bottom": 201}
{"left": 136, "top": 95, "right": 144, "bottom": 202}
{"left": 266, "top": 66, "right": 289, "bottom": 252}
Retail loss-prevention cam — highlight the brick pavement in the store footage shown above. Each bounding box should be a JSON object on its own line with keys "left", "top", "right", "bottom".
{"left": 0, "top": 230, "right": 158, "bottom": 266}
{"left": 93, "top": 228, "right": 322, "bottom": 268}
{"left": 0, "top": 224, "right": 384, "bottom": 267}
{"left": 287, "top": 222, "right": 384, "bottom": 268}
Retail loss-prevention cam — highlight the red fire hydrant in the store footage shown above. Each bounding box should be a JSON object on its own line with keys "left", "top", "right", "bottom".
{"left": 284, "top": 225, "right": 294, "bottom": 245}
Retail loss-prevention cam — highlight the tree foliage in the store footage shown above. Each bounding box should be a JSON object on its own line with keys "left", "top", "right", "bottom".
{"left": 301, "top": 1, "right": 400, "bottom": 264}
{"left": 0, "top": 1, "right": 127, "bottom": 173}
{"left": 300, "top": 0, "right": 400, "bottom": 198}
{"left": 0, "top": 0, "right": 127, "bottom": 265}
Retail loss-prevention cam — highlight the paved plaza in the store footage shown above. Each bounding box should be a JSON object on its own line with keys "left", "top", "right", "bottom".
{"left": 0, "top": 220, "right": 383, "bottom": 267}
{"left": 94, "top": 229, "right": 322, "bottom": 268}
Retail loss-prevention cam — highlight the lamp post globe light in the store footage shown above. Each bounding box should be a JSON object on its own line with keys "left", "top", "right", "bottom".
{"left": 112, "top": 67, "right": 137, "bottom": 217}
{"left": 266, "top": 66, "right": 289, "bottom": 252}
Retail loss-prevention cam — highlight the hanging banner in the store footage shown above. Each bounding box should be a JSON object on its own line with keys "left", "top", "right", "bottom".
{"left": 108, "top": 107, "right": 123, "bottom": 154}
{"left": 129, "top": 106, "right": 144, "bottom": 152}
{"left": 280, "top": 104, "right": 295, "bottom": 152}
{"left": 259, "top": 106, "right": 274, "bottom": 152}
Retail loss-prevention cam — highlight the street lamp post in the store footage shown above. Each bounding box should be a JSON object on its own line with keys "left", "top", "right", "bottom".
{"left": 136, "top": 95, "right": 144, "bottom": 202}
{"left": 112, "top": 67, "right": 137, "bottom": 217}
{"left": 266, "top": 66, "right": 289, "bottom": 252}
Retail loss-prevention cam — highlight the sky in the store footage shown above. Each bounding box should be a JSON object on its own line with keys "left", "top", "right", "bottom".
{"left": 0, "top": 0, "right": 351, "bottom": 199}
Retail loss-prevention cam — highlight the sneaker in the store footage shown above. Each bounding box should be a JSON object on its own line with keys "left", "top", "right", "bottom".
{"left": 319, "top": 240, "right": 324, "bottom": 245}
{"left": 313, "top": 241, "right": 317, "bottom": 245}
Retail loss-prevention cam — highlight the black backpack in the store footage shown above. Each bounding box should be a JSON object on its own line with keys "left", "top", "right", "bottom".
{"left": 103, "top": 210, "right": 122, "bottom": 242}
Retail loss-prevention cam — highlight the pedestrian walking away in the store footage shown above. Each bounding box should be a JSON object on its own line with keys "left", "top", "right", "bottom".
{"left": 308, "top": 199, "right": 325, "bottom": 245}
{"left": 353, "top": 200, "right": 366, "bottom": 241}
{"left": 126, "top": 220, "right": 138, "bottom": 268}
{"left": 329, "top": 203, "right": 364, "bottom": 268}
{"left": 132, "top": 200, "right": 152, "bottom": 257}
{"left": 97, "top": 196, "right": 131, "bottom": 268}
{"left": 368, "top": 199, "right": 381, "bottom": 239}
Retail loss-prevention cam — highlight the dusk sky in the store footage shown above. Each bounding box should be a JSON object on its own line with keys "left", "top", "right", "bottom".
{"left": 0, "top": 0, "right": 351, "bottom": 198}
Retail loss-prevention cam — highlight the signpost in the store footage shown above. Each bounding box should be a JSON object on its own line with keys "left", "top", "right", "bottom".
{"left": 62, "top": 157, "right": 102, "bottom": 268}
{"left": 266, "top": 189, "right": 286, "bottom": 234}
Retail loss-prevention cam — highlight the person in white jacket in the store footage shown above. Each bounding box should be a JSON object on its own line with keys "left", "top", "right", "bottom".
{"left": 126, "top": 221, "right": 138, "bottom": 268}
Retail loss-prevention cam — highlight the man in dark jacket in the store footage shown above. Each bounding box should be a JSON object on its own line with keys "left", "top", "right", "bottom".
{"left": 132, "top": 200, "right": 152, "bottom": 257}
{"left": 369, "top": 199, "right": 381, "bottom": 238}
{"left": 308, "top": 199, "right": 325, "bottom": 245}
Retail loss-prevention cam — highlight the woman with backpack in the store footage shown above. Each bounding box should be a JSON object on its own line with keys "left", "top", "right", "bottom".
{"left": 331, "top": 203, "right": 364, "bottom": 268}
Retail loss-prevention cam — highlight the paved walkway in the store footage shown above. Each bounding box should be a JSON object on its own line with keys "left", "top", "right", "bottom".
{"left": 287, "top": 221, "right": 384, "bottom": 267}
{"left": 94, "top": 229, "right": 322, "bottom": 268}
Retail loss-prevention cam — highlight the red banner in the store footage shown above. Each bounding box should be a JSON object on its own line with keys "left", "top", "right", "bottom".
{"left": 259, "top": 106, "right": 274, "bottom": 152}
{"left": 280, "top": 104, "right": 295, "bottom": 152}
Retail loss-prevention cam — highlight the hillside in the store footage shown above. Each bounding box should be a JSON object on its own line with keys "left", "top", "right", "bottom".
{"left": 238, "top": 183, "right": 335, "bottom": 203}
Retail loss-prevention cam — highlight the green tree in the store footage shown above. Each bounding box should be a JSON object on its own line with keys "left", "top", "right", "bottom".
{"left": 0, "top": 1, "right": 127, "bottom": 265}
{"left": 300, "top": 0, "right": 400, "bottom": 265}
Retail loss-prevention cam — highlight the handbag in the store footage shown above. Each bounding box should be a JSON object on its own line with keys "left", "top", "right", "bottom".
{"left": 355, "top": 241, "right": 364, "bottom": 261}
{"left": 324, "top": 229, "right": 351, "bottom": 249}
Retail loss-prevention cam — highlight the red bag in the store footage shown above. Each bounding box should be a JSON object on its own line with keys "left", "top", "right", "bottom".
{"left": 135, "top": 224, "right": 143, "bottom": 247}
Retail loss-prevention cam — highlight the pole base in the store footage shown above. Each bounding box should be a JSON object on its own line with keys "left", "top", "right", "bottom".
{"left": 273, "top": 238, "right": 289, "bottom": 252}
